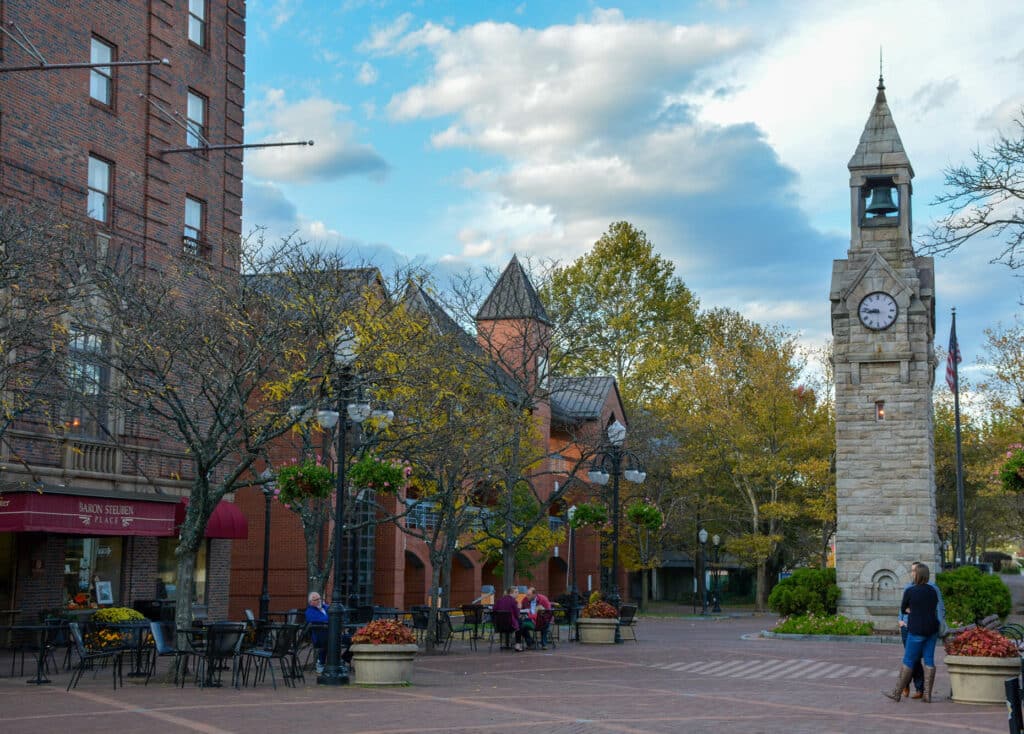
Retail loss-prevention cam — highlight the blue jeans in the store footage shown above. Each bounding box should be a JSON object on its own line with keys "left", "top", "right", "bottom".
{"left": 902, "top": 632, "right": 938, "bottom": 668}
{"left": 900, "top": 627, "right": 925, "bottom": 691}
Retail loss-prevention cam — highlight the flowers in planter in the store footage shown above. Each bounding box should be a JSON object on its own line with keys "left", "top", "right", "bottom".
{"left": 944, "top": 627, "right": 1020, "bottom": 657}
{"left": 276, "top": 459, "right": 335, "bottom": 506}
{"left": 581, "top": 599, "right": 618, "bottom": 619}
{"left": 85, "top": 627, "right": 126, "bottom": 651}
{"left": 91, "top": 606, "right": 146, "bottom": 624}
{"left": 347, "top": 454, "right": 410, "bottom": 492}
{"left": 351, "top": 619, "right": 417, "bottom": 645}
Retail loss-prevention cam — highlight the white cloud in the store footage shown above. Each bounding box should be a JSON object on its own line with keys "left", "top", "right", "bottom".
{"left": 246, "top": 89, "right": 388, "bottom": 183}
{"left": 357, "top": 62, "right": 378, "bottom": 85}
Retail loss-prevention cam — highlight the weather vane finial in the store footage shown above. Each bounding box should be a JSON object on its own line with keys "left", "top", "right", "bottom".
{"left": 878, "top": 47, "right": 885, "bottom": 91}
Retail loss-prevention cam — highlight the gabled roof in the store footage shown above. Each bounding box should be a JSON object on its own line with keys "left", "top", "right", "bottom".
{"left": 402, "top": 280, "right": 524, "bottom": 402}
{"left": 550, "top": 375, "right": 620, "bottom": 425}
{"left": 475, "top": 255, "right": 551, "bottom": 325}
{"left": 848, "top": 76, "right": 913, "bottom": 176}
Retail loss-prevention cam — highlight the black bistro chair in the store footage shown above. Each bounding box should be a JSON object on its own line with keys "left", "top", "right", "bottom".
{"left": 489, "top": 610, "right": 517, "bottom": 652}
{"left": 195, "top": 622, "right": 245, "bottom": 688}
{"left": 67, "top": 621, "right": 123, "bottom": 691}
{"left": 410, "top": 606, "right": 431, "bottom": 643}
{"left": 617, "top": 604, "right": 639, "bottom": 642}
{"left": 461, "top": 604, "right": 485, "bottom": 645}
{"left": 145, "top": 621, "right": 183, "bottom": 685}
{"left": 242, "top": 623, "right": 302, "bottom": 689}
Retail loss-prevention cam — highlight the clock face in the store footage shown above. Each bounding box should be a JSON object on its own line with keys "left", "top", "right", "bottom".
{"left": 858, "top": 291, "right": 898, "bottom": 330}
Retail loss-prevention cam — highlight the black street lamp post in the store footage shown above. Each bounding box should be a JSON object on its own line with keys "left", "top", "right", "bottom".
{"left": 317, "top": 333, "right": 370, "bottom": 687}
{"left": 258, "top": 479, "right": 274, "bottom": 622}
{"left": 587, "top": 420, "right": 645, "bottom": 642}
{"left": 711, "top": 534, "right": 722, "bottom": 614}
{"left": 698, "top": 528, "right": 708, "bottom": 615}
{"left": 567, "top": 505, "right": 579, "bottom": 631}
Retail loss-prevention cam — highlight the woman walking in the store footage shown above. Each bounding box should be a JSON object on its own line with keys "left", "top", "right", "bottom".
{"left": 884, "top": 562, "right": 940, "bottom": 702}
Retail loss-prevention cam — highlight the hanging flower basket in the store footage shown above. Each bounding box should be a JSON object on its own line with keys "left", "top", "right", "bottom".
{"left": 347, "top": 454, "right": 409, "bottom": 493}
{"left": 999, "top": 448, "right": 1024, "bottom": 493}
{"left": 276, "top": 459, "right": 335, "bottom": 506}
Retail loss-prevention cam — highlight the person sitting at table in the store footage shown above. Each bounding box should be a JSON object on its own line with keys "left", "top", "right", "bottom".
{"left": 305, "top": 591, "right": 329, "bottom": 673}
{"left": 494, "top": 586, "right": 531, "bottom": 652}
{"left": 522, "top": 587, "right": 553, "bottom": 649}
{"left": 304, "top": 592, "right": 353, "bottom": 674}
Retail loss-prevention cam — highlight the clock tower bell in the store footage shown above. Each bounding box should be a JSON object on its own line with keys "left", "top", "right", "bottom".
{"left": 830, "top": 76, "right": 939, "bottom": 625}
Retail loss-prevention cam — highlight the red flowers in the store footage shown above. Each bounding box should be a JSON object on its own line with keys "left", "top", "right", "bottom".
{"left": 581, "top": 600, "right": 619, "bottom": 619}
{"left": 351, "top": 619, "right": 417, "bottom": 645}
{"left": 944, "top": 627, "right": 1020, "bottom": 658}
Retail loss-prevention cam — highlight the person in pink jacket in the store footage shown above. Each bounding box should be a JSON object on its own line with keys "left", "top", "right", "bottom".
{"left": 521, "top": 587, "right": 552, "bottom": 649}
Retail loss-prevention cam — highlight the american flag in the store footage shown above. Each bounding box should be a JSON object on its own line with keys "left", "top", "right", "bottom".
{"left": 946, "top": 320, "right": 961, "bottom": 393}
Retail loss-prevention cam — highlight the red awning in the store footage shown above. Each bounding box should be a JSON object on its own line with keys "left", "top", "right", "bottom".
{"left": 0, "top": 491, "right": 178, "bottom": 536}
{"left": 174, "top": 498, "right": 248, "bottom": 539}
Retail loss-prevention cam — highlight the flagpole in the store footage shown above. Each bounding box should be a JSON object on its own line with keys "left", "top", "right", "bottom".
{"left": 950, "top": 309, "right": 966, "bottom": 566}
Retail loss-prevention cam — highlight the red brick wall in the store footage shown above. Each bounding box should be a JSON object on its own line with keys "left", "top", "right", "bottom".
{"left": 1, "top": 0, "right": 244, "bottom": 270}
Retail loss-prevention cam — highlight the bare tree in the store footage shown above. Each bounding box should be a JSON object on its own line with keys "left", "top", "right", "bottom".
{"left": 926, "top": 114, "right": 1024, "bottom": 269}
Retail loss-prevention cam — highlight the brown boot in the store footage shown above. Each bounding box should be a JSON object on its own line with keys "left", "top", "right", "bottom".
{"left": 883, "top": 665, "right": 915, "bottom": 702}
{"left": 921, "top": 665, "right": 936, "bottom": 702}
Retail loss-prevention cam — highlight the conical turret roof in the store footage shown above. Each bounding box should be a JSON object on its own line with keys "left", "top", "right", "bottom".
{"left": 475, "top": 255, "right": 551, "bottom": 324}
{"left": 848, "top": 76, "right": 913, "bottom": 177}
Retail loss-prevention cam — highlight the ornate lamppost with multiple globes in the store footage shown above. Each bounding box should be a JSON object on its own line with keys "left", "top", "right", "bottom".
{"left": 587, "top": 420, "right": 645, "bottom": 639}
{"left": 316, "top": 331, "right": 371, "bottom": 686}
{"left": 698, "top": 528, "right": 709, "bottom": 615}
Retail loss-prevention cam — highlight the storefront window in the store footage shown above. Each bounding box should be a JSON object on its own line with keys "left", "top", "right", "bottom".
{"left": 63, "top": 537, "right": 123, "bottom": 607}
{"left": 156, "top": 538, "right": 208, "bottom": 604}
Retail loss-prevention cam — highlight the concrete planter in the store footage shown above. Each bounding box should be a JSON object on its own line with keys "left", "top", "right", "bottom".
{"left": 350, "top": 643, "right": 418, "bottom": 685}
{"left": 945, "top": 655, "right": 1021, "bottom": 704}
{"left": 577, "top": 618, "right": 618, "bottom": 644}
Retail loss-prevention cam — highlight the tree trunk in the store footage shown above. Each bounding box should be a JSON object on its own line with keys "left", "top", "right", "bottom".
{"left": 502, "top": 538, "right": 515, "bottom": 592}
{"left": 755, "top": 559, "right": 767, "bottom": 612}
{"left": 639, "top": 569, "right": 648, "bottom": 611}
{"left": 425, "top": 561, "right": 442, "bottom": 654}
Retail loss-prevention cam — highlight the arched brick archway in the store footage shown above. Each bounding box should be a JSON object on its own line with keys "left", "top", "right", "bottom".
{"left": 547, "top": 557, "right": 567, "bottom": 598}
{"left": 403, "top": 549, "right": 427, "bottom": 609}
{"left": 450, "top": 551, "right": 478, "bottom": 606}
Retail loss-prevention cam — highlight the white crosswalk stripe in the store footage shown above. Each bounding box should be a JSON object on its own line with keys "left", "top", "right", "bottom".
{"left": 647, "top": 657, "right": 891, "bottom": 681}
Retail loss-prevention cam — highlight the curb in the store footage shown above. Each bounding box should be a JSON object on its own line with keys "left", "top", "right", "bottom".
{"left": 759, "top": 630, "right": 901, "bottom": 644}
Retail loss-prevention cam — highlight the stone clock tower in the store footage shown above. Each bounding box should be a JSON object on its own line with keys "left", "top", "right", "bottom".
{"left": 830, "top": 77, "right": 939, "bottom": 626}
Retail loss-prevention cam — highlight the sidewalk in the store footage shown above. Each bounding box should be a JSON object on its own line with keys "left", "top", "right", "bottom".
{"left": 0, "top": 616, "right": 1011, "bottom": 734}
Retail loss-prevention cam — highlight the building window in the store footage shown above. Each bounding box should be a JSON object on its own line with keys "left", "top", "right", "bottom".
{"left": 186, "top": 91, "right": 206, "bottom": 149}
{"left": 89, "top": 37, "right": 114, "bottom": 106}
{"left": 184, "top": 196, "right": 204, "bottom": 255}
{"left": 87, "top": 155, "right": 111, "bottom": 222}
{"left": 188, "top": 0, "right": 207, "bottom": 47}
{"left": 63, "top": 537, "right": 123, "bottom": 608}
{"left": 537, "top": 352, "right": 549, "bottom": 389}
{"left": 66, "top": 327, "right": 110, "bottom": 436}
{"left": 157, "top": 537, "right": 208, "bottom": 604}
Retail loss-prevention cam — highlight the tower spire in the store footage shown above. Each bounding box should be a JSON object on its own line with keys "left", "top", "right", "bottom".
{"left": 877, "top": 47, "right": 886, "bottom": 101}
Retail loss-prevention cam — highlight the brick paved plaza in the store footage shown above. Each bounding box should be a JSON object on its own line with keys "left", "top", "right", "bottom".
{"left": 0, "top": 616, "right": 1011, "bottom": 734}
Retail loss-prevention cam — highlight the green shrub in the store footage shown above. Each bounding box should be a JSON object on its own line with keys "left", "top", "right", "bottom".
{"left": 935, "top": 565, "right": 1012, "bottom": 626}
{"left": 767, "top": 567, "right": 839, "bottom": 616}
{"left": 999, "top": 564, "right": 1021, "bottom": 575}
{"left": 773, "top": 614, "right": 873, "bottom": 636}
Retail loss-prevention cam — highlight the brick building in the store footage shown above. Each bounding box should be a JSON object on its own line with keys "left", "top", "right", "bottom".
{"left": 228, "top": 257, "right": 630, "bottom": 617}
{"left": 0, "top": 1, "right": 247, "bottom": 621}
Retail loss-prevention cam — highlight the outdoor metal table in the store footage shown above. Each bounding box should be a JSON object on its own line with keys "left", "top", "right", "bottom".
{"left": 2, "top": 624, "right": 55, "bottom": 685}
{"left": 104, "top": 621, "right": 152, "bottom": 678}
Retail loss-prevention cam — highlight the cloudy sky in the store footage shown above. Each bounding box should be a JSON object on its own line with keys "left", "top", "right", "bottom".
{"left": 242, "top": 1, "right": 1024, "bottom": 384}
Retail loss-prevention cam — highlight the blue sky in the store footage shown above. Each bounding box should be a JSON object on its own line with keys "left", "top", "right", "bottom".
{"left": 241, "top": 1, "right": 1024, "bottom": 387}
